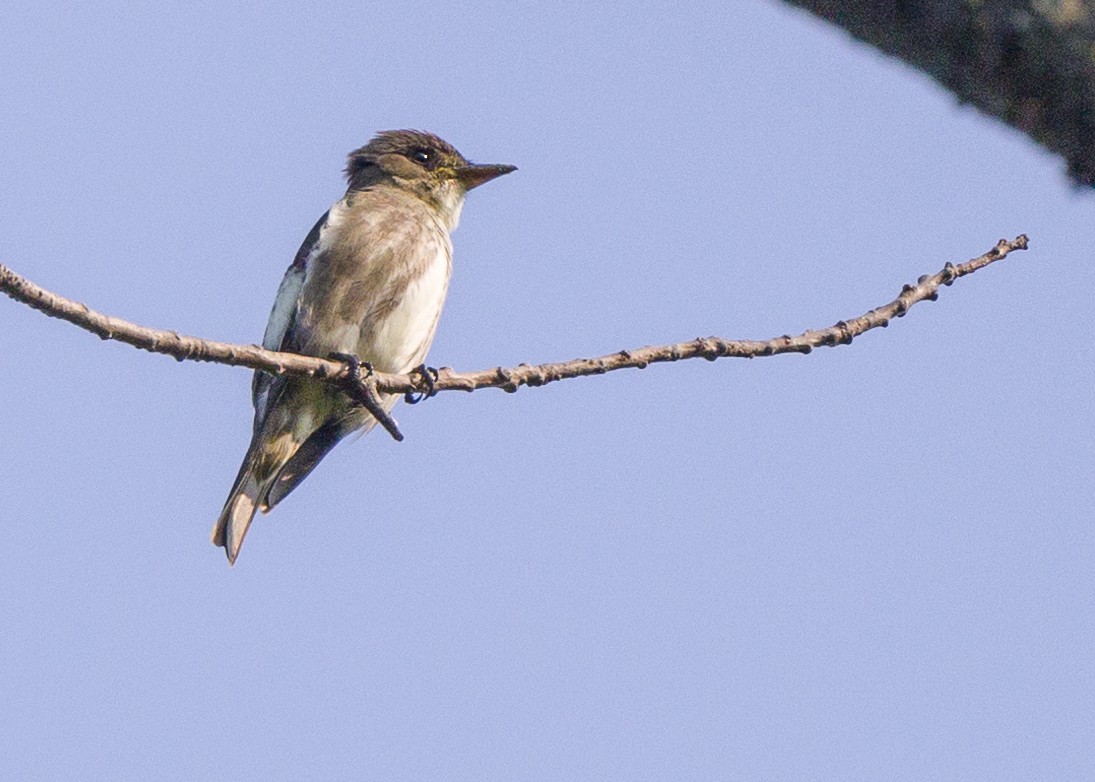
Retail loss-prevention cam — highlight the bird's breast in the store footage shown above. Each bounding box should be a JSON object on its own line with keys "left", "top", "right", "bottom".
{"left": 356, "top": 233, "right": 452, "bottom": 374}
{"left": 292, "top": 193, "right": 455, "bottom": 373}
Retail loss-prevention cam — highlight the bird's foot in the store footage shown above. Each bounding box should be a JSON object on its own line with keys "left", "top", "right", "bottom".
{"left": 405, "top": 364, "right": 440, "bottom": 405}
{"left": 329, "top": 352, "right": 373, "bottom": 384}
{"left": 328, "top": 352, "right": 404, "bottom": 442}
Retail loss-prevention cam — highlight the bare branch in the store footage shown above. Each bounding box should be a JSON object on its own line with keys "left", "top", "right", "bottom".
{"left": 0, "top": 236, "right": 1029, "bottom": 425}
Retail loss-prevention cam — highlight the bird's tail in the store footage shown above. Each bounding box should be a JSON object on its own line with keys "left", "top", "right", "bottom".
{"left": 211, "top": 388, "right": 386, "bottom": 564}
{"left": 211, "top": 425, "right": 300, "bottom": 566}
{"left": 211, "top": 456, "right": 271, "bottom": 566}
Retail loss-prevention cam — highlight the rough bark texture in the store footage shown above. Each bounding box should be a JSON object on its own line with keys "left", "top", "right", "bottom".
{"left": 782, "top": 0, "right": 1095, "bottom": 186}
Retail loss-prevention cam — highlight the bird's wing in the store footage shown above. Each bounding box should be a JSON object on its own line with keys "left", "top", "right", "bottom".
{"left": 251, "top": 210, "right": 330, "bottom": 423}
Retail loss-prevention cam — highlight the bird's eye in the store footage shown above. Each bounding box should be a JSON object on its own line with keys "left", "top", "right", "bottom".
{"left": 411, "top": 148, "right": 432, "bottom": 165}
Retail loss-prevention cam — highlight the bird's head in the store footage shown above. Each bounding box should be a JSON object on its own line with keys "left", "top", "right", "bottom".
{"left": 344, "top": 130, "right": 515, "bottom": 227}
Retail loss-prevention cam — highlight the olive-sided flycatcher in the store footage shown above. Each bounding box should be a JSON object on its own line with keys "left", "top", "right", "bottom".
{"left": 212, "top": 130, "right": 515, "bottom": 564}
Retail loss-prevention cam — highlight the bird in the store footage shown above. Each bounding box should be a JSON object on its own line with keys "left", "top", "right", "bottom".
{"left": 212, "top": 129, "right": 515, "bottom": 564}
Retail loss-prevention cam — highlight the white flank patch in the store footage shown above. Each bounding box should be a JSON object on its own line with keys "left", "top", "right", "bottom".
{"left": 262, "top": 267, "right": 304, "bottom": 352}
{"left": 262, "top": 203, "right": 347, "bottom": 352}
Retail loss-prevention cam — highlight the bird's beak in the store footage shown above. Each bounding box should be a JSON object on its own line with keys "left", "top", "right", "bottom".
{"left": 455, "top": 163, "right": 517, "bottom": 190}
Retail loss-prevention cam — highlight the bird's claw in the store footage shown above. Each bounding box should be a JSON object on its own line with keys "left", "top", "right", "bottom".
{"left": 405, "top": 364, "right": 439, "bottom": 405}
{"left": 328, "top": 352, "right": 403, "bottom": 442}
{"left": 329, "top": 352, "right": 373, "bottom": 385}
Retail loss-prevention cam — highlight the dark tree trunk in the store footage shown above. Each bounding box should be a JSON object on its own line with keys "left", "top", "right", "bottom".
{"left": 782, "top": 0, "right": 1095, "bottom": 186}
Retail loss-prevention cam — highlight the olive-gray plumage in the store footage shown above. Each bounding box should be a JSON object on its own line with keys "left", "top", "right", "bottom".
{"left": 212, "top": 130, "right": 515, "bottom": 564}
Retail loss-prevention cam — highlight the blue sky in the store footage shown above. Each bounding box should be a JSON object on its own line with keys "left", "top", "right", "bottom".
{"left": 2, "top": 2, "right": 1093, "bottom": 779}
